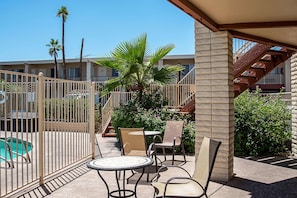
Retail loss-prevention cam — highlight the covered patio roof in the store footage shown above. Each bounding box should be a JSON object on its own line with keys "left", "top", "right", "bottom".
{"left": 168, "top": 0, "right": 297, "bottom": 50}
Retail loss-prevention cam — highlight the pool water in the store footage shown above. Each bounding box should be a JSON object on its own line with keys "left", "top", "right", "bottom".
{"left": 0, "top": 138, "right": 32, "bottom": 161}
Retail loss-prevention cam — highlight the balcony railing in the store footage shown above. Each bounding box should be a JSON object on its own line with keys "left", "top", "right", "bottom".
{"left": 257, "top": 73, "right": 285, "bottom": 85}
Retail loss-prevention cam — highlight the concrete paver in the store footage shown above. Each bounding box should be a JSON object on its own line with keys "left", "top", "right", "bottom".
{"left": 17, "top": 134, "right": 297, "bottom": 198}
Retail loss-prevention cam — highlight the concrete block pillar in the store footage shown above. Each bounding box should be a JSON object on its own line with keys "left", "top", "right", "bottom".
{"left": 158, "top": 59, "right": 164, "bottom": 66}
{"left": 24, "top": 64, "right": 30, "bottom": 73}
{"left": 195, "top": 21, "right": 234, "bottom": 181}
{"left": 284, "top": 60, "right": 291, "bottom": 92}
{"left": 58, "top": 63, "right": 62, "bottom": 79}
{"left": 87, "top": 61, "right": 92, "bottom": 81}
{"left": 291, "top": 53, "right": 297, "bottom": 156}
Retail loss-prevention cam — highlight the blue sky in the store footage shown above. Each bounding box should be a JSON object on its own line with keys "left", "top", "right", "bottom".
{"left": 0, "top": 0, "right": 194, "bottom": 62}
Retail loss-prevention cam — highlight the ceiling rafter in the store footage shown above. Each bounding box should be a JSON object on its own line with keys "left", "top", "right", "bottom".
{"left": 168, "top": 0, "right": 219, "bottom": 31}
{"left": 219, "top": 21, "right": 297, "bottom": 30}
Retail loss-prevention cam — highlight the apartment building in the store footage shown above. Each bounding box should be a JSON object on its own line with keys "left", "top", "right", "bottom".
{"left": 0, "top": 54, "right": 290, "bottom": 92}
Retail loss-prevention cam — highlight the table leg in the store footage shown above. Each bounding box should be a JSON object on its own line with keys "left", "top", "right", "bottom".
{"left": 123, "top": 171, "right": 126, "bottom": 197}
{"left": 97, "top": 170, "right": 110, "bottom": 198}
{"left": 115, "top": 170, "right": 128, "bottom": 197}
{"left": 97, "top": 169, "right": 145, "bottom": 198}
{"left": 115, "top": 170, "right": 122, "bottom": 197}
{"left": 134, "top": 168, "right": 145, "bottom": 197}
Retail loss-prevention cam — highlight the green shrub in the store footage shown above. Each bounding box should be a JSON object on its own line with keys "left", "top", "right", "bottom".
{"left": 112, "top": 88, "right": 291, "bottom": 156}
{"left": 138, "top": 89, "right": 169, "bottom": 110}
{"left": 111, "top": 91, "right": 195, "bottom": 153}
{"left": 234, "top": 90, "right": 291, "bottom": 156}
{"left": 182, "top": 121, "right": 195, "bottom": 153}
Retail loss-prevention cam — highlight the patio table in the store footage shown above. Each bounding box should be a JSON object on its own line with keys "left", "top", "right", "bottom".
{"left": 88, "top": 156, "right": 153, "bottom": 198}
{"left": 128, "top": 130, "right": 161, "bottom": 137}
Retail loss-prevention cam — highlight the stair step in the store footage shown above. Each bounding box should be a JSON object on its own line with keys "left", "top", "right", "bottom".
{"left": 107, "top": 126, "right": 114, "bottom": 130}
{"left": 102, "top": 132, "right": 117, "bottom": 137}
{"left": 266, "top": 50, "right": 287, "bottom": 56}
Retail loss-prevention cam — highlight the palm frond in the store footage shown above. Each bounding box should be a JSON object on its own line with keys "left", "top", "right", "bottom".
{"left": 98, "top": 33, "right": 178, "bottom": 96}
{"left": 152, "top": 65, "right": 184, "bottom": 84}
{"left": 149, "top": 44, "right": 175, "bottom": 66}
{"left": 104, "top": 77, "right": 124, "bottom": 92}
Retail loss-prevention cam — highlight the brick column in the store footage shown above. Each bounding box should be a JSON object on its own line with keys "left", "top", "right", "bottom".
{"left": 291, "top": 53, "right": 297, "bottom": 156}
{"left": 195, "top": 21, "right": 234, "bottom": 181}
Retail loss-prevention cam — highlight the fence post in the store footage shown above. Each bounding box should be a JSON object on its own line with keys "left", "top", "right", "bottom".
{"left": 38, "top": 72, "right": 45, "bottom": 184}
{"left": 90, "top": 82, "right": 95, "bottom": 159}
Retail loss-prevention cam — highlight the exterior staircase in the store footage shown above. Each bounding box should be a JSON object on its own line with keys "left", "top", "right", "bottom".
{"left": 180, "top": 43, "right": 294, "bottom": 113}
{"left": 233, "top": 44, "right": 293, "bottom": 97}
{"left": 101, "top": 115, "right": 116, "bottom": 137}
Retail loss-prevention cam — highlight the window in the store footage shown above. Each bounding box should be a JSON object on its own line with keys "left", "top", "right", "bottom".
{"left": 50, "top": 68, "right": 55, "bottom": 77}
{"left": 67, "top": 68, "right": 80, "bottom": 79}
{"left": 112, "top": 69, "right": 119, "bottom": 77}
{"left": 182, "top": 64, "right": 194, "bottom": 74}
{"left": 13, "top": 69, "right": 24, "bottom": 73}
{"left": 12, "top": 69, "right": 24, "bottom": 81}
{"left": 270, "top": 68, "right": 279, "bottom": 74}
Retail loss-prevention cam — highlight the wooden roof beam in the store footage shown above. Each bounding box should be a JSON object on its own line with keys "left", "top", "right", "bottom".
{"left": 168, "top": 0, "right": 219, "bottom": 31}
{"left": 219, "top": 21, "right": 297, "bottom": 30}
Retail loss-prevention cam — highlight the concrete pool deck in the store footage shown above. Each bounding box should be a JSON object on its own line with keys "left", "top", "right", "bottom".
{"left": 14, "top": 134, "right": 297, "bottom": 198}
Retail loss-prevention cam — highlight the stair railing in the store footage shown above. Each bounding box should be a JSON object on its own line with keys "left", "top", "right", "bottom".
{"left": 233, "top": 39, "right": 256, "bottom": 62}
{"left": 178, "top": 39, "right": 256, "bottom": 109}
{"left": 101, "top": 91, "right": 135, "bottom": 133}
{"left": 178, "top": 67, "right": 195, "bottom": 85}
{"left": 101, "top": 96, "right": 113, "bottom": 134}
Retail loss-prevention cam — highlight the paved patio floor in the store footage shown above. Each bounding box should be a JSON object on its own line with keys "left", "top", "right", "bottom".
{"left": 16, "top": 134, "right": 297, "bottom": 198}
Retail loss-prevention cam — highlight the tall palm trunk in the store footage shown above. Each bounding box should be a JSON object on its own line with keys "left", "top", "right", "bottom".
{"left": 79, "top": 38, "right": 84, "bottom": 81}
{"left": 62, "top": 20, "right": 66, "bottom": 79}
{"left": 54, "top": 55, "right": 58, "bottom": 78}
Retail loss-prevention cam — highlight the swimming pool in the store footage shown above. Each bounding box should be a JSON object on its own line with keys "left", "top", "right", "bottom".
{"left": 0, "top": 137, "right": 32, "bottom": 168}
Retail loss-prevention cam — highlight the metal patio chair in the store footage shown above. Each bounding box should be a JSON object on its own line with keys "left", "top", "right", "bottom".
{"left": 152, "top": 136, "right": 221, "bottom": 198}
{"left": 153, "top": 120, "right": 186, "bottom": 165}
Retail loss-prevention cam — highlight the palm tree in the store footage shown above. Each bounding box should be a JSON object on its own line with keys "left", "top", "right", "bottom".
{"left": 79, "top": 38, "right": 84, "bottom": 81}
{"left": 96, "top": 33, "right": 184, "bottom": 100}
{"left": 46, "top": 38, "right": 62, "bottom": 78}
{"left": 57, "top": 6, "right": 69, "bottom": 79}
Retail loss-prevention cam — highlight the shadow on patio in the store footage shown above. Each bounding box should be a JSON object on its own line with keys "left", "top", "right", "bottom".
{"left": 15, "top": 135, "right": 297, "bottom": 198}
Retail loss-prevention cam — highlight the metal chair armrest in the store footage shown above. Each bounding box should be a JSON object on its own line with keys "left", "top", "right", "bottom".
{"left": 173, "top": 136, "right": 182, "bottom": 145}
{"left": 153, "top": 134, "right": 163, "bottom": 143}
{"left": 163, "top": 177, "right": 205, "bottom": 197}
{"left": 147, "top": 142, "right": 155, "bottom": 156}
{"left": 122, "top": 142, "right": 130, "bottom": 155}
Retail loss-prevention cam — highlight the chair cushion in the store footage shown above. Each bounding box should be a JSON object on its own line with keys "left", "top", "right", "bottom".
{"left": 152, "top": 180, "right": 205, "bottom": 197}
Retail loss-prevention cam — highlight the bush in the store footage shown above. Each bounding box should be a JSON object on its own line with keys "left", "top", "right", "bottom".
{"left": 111, "top": 91, "right": 195, "bottom": 153}
{"left": 182, "top": 121, "right": 196, "bottom": 153}
{"left": 111, "top": 88, "right": 291, "bottom": 156}
{"left": 234, "top": 90, "right": 291, "bottom": 156}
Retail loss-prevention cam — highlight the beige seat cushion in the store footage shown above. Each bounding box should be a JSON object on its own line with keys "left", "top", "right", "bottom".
{"left": 152, "top": 180, "right": 204, "bottom": 197}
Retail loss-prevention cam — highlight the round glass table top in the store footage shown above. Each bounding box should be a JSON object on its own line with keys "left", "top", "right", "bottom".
{"left": 88, "top": 156, "right": 153, "bottom": 171}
